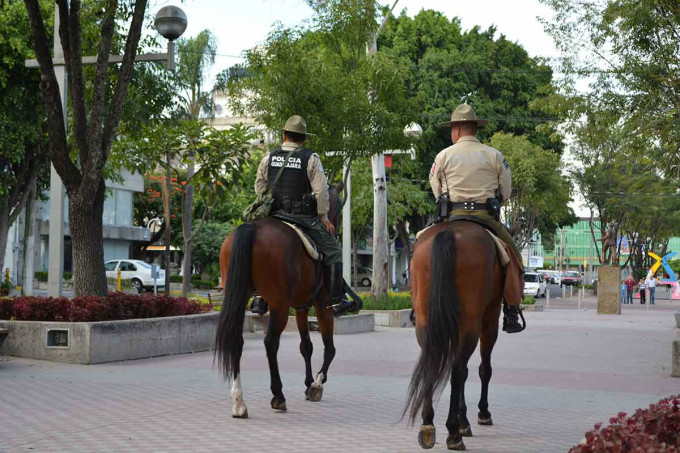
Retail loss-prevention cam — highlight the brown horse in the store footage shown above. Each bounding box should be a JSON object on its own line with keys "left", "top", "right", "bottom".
{"left": 406, "top": 220, "right": 504, "bottom": 450}
{"left": 214, "top": 184, "right": 344, "bottom": 418}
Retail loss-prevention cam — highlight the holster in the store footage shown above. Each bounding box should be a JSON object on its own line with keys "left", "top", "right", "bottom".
{"left": 485, "top": 197, "right": 501, "bottom": 221}
{"left": 302, "top": 193, "right": 317, "bottom": 216}
{"left": 436, "top": 192, "right": 451, "bottom": 222}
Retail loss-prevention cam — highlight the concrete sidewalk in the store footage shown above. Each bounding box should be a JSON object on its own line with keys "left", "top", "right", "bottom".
{"left": 0, "top": 305, "right": 678, "bottom": 452}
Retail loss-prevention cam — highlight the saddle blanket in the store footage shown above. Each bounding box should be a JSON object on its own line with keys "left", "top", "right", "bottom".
{"left": 281, "top": 221, "right": 320, "bottom": 260}
{"left": 415, "top": 223, "right": 510, "bottom": 267}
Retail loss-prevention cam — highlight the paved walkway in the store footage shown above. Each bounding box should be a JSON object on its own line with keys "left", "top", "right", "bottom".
{"left": 1, "top": 299, "right": 678, "bottom": 452}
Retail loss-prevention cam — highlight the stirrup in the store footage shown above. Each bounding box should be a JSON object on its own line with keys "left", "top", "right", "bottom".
{"left": 502, "top": 306, "right": 526, "bottom": 333}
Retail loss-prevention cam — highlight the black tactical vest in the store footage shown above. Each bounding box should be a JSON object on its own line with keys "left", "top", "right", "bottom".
{"left": 268, "top": 147, "right": 313, "bottom": 211}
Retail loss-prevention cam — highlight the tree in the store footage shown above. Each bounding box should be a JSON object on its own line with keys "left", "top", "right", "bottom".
{"left": 227, "top": 0, "right": 414, "bottom": 298}
{"left": 489, "top": 132, "right": 575, "bottom": 250}
{"left": 23, "top": 0, "right": 150, "bottom": 296}
{"left": 0, "top": 0, "right": 51, "bottom": 278}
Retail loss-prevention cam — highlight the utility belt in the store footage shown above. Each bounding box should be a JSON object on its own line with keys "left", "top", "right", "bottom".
{"left": 274, "top": 193, "right": 317, "bottom": 216}
{"left": 436, "top": 192, "right": 501, "bottom": 222}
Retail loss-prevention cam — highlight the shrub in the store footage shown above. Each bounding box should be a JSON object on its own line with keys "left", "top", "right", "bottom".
{"left": 34, "top": 271, "right": 48, "bottom": 282}
{"left": 170, "top": 275, "right": 183, "bottom": 283}
{"left": 63, "top": 272, "right": 72, "bottom": 281}
{"left": 570, "top": 394, "right": 680, "bottom": 452}
{"left": 360, "top": 291, "right": 412, "bottom": 311}
{"left": 522, "top": 297, "right": 536, "bottom": 305}
{"left": 193, "top": 279, "right": 217, "bottom": 290}
{"left": 0, "top": 294, "right": 211, "bottom": 322}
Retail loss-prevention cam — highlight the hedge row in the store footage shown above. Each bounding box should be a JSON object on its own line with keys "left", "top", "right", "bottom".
{"left": 0, "top": 293, "right": 211, "bottom": 322}
{"left": 570, "top": 394, "right": 679, "bottom": 452}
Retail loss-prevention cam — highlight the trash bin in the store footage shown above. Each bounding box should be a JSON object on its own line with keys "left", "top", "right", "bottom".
{"left": 593, "top": 279, "right": 598, "bottom": 296}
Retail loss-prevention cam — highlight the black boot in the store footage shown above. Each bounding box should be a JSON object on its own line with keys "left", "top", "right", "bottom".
{"left": 249, "top": 295, "right": 268, "bottom": 316}
{"left": 502, "top": 301, "right": 524, "bottom": 333}
{"left": 326, "top": 263, "right": 356, "bottom": 318}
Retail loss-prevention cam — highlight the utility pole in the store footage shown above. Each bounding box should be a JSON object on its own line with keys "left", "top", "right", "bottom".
{"left": 368, "top": 0, "right": 399, "bottom": 298}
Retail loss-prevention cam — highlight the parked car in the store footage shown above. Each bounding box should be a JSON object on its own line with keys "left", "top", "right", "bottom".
{"left": 351, "top": 266, "right": 372, "bottom": 287}
{"left": 523, "top": 272, "right": 547, "bottom": 298}
{"left": 105, "top": 259, "right": 165, "bottom": 293}
{"left": 546, "top": 271, "right": 562, "bottom": 285}
{"left": 560, "top": 271, "right": 582, "bottom": 287}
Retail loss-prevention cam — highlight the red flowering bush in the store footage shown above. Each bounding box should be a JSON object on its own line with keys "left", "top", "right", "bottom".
{"left": 0, "top": 294, "right": 211, "bottom": 322}
{"left": 570, "top": 394, "right": 680, "bottom": 452}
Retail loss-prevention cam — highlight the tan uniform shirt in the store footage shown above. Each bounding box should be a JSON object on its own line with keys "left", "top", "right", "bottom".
{"left": 429, "top": 135, "right": 512, "bottom": 203}
{"left": 255, "top": 141, "right": 330, "bottom": 221}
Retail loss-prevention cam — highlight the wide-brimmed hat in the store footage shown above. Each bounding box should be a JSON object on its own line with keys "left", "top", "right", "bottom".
{"left": 283, "top": 115, "right": 316, "bottom": 136}
{"left": 439, "top": 104, "right": 489, "bottom": 128}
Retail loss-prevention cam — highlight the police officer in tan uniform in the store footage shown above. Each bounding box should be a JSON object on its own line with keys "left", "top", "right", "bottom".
{"left": 429, "top": 104, "right": 524, "bottom": 333}
{"left": 249, "top": 115, "right": 355, "bottom": 317}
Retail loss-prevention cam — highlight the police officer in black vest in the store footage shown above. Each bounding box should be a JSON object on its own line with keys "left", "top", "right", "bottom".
{"left": 250, "top": 115, "right": 355, "bottom": 317}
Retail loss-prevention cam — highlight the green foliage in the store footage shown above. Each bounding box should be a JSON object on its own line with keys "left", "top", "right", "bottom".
{"left": 378, "top": 9, "right": 564, "bottom": 180}
{"left": 191, "top": 222, "right": 234, "bottom": 274}
{"left": 521, "top": 297, "right": 536, "bottom": 305}
{"left": 489, "top": 132, "right": 576, "bottom": 249}
{"left": 227, "top": 2, "right": 415, "bottom": 175}
{"left": 359, "top": 291, "right": 412, "bottom": 310}
{"left": 169, "top": 275, "right": 183, "bottom": 284}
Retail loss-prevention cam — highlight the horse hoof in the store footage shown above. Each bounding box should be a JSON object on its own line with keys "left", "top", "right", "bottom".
{"left": 477, "top": 416, "right": 493, "bottom": 426}
{"left": 459, "top": 425, "right": 472, "bottom": 437}
{"left": 271, "top": 397, "right": 287, "bottom": 412}
{"left": 231, "top": 407, "right": 248, "bottom": 419}
{"left": 418, "top": 425, "right": 436, "bottom": 449}
{"left": 306, "top": 383, "right": 323, "bottom": 402}
{"left": 446, "top": 434, "right": 466, "bottom": 450}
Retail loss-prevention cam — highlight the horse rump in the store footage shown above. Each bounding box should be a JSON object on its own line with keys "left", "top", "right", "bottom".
{"left": 215, "top": 222, "right": 256, "bottom": 380}
{"left": 405, "top": 229, "right": 460, "bottom": 422}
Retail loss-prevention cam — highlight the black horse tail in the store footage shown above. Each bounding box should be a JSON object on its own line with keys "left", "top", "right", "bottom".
{"left": 405, "top": 229, "right": 460, "bottom": 423}
{"left": 215, "top": 223, "right": 256, "bottom": 380}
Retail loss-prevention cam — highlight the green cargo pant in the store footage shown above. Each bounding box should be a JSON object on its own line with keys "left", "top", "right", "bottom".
{"left": 448, "top": 210, "right": 524, "bottom": 270}
{"left": 284, "top": 215, "right": 342, "bottom": 265}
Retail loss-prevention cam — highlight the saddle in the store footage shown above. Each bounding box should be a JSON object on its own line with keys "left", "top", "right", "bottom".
{"left": 271, "top": 214, "right": 320, "bottom": 260}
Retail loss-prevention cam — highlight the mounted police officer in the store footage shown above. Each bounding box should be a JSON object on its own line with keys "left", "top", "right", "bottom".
{"left": 249, "top": 115, "right": 356, "bottom": 317}
{"left": 429, "top": 104, "right": 525, "bottom": 333}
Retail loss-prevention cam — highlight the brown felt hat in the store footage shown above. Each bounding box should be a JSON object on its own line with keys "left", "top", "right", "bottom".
{"left": 283, "top": 115, "right": 316, "bottom": 136}
{"left": 439, "top": 104, "right": 489, "bottom": 128}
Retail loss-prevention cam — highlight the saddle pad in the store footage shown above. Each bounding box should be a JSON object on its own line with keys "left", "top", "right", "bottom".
{"left": 281, "top": 221, "right": 320, "bottom": 260}
{"left": 414, "top": 222, "right": 510, "bottom": 267}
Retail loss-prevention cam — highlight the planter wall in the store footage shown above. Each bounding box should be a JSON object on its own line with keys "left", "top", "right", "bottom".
{"left": 0, "top": 312, "right": 219, "bottom": 364}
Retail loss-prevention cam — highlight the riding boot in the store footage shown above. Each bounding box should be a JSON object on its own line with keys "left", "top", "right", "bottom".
{"left": 326, "top": 262, "right": 356, "bottom": 318}
{"left": 249, "top": 295, "right": 268, "bottom": 316}
{"left": 502, "top": 301, "right": 524, "bottom": 333}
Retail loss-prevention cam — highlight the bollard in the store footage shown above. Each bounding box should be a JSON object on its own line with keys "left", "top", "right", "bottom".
{"left": 569, "top": 285, "right": 573, "bottom": 298}
{"left": 578, "top": 287, "right": 581, "bottom": 310}
{"left": 117, "top": 269, "right": 121, "bottom": 292}
{"left": 562, "top": 285, "right": 566, "bottom": 298}
{"left": 546, "top": 286, "right": 550, "bottom": 310}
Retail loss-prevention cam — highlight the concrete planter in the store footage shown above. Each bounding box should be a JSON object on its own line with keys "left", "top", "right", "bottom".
{"left": 0, "top": 312, "right": 219, "bottom": 365}
{"left": 673, "top": 339, "right": 680, "bottom": 378}
{"left": 521, "top": 303, "right": 544, "bottom": 312}
{"left": 363, "top": 309, "right": 413, "bottom": 327}
{"left": 675, "top": 312, "right": 680, "bottom": 329}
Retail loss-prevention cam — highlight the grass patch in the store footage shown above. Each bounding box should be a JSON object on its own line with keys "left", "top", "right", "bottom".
{"left": 359, "top": 291, "right": 412, "bottom": 311}
{"left": 522, "top": 296, "right": 535, "bottom": 305}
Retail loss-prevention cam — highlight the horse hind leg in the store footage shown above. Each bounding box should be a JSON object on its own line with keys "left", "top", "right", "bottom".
{"left": 446, "top": 336, "right": 477, "bottom": 451}
{"left": 231, "top": 373, "right": 248, "bottom": 418}
{"left": 457, "top": 367, "right": 473, "bottom": 437}
{"left": 295, "top": 309, "right": 320, "bottom": 401}
{"left": 311, "top": 298, "right": 336, "bottom": 401}
{"left": 265, "top": 307, "right": 289, "bottom": 412}
{"left": 418, "top": 389, "right": 436, "bottom": 449}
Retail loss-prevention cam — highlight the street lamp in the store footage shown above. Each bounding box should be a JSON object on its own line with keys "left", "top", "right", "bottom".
{"left": 154, "top": 6, "right": 188, "bottom": 71}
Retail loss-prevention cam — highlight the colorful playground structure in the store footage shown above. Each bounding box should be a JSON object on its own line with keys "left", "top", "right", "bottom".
{"left": 648, "top": 251, "right": 679, "bottom": 300}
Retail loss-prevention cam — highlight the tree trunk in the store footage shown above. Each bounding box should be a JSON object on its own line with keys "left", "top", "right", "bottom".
{"left": 181, "top": 162, "right": 195, "bottom": 296}
{"left": 0, "top": 207, "right": 11, "bottom": 282}
{"left": 371, "top": 152, "right": 389, "bottom": 298}
{"left": 69, "top": 180, "right": 108, "bottom": 296}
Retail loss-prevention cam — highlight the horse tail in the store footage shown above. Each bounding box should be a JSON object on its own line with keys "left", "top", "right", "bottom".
{"left": 405, "top": 229, "right": 460, "bottom": 423}
{"left": 215, "top": 223, "right": 256, "bottom": 380}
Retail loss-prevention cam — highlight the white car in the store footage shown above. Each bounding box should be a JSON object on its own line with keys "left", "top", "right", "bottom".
{"left": 546, "top": 271, "right": 561, "bottom": 285}
{"left": 524, "top": 272, "right": 547, "bottom": 298}
{"left": 105, "top": 259, "right": 165, "bottom": 293}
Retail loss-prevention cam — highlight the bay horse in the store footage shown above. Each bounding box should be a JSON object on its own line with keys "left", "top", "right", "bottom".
{"left": 406, "top": 220, "right": 504, "bottom": 450}
{"left": 215, "top": 183, "right": 344, "bottom": 418}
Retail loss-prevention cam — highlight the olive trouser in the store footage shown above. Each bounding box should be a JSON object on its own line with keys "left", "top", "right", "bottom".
{"left": 283, "top": 214, "right": 342, "bottom": 266}
{"left": 448, "top": 210, "right": 524, "bottom": 270}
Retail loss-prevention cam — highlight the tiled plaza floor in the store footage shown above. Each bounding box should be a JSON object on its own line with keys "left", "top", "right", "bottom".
{"left": 1, "top": 299, "right": 678, "bottom": 452}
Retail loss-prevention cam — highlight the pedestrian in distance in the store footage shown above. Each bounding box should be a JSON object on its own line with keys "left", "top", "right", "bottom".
{"left": 645, "top": 274, "right": 657, "bottom": 305}
{"left": 625, "top": 275, "right": 635, "bottom": 304}
{"left": 620, "top": 280, "right": 626, "bottom": 304}
{"left": 638, "top": 278, "right": 646, "bottom": 304}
